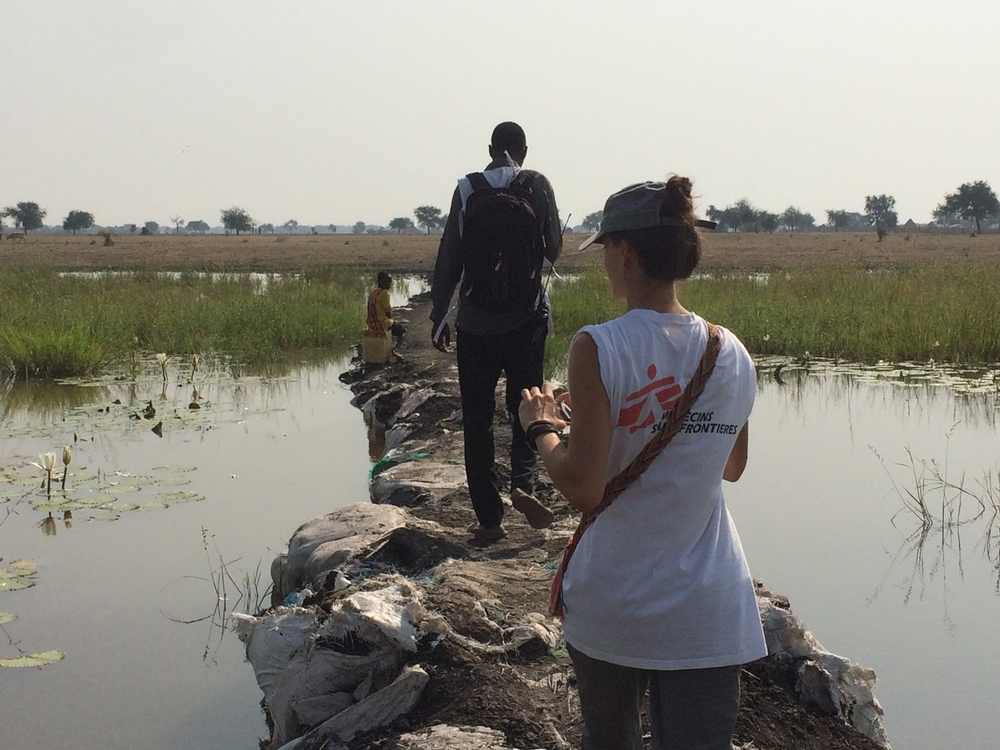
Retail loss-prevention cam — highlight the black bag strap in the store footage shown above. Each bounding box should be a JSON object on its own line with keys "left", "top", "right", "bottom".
{"left": 465, "top": 172, "right": 490, "bottom": 192}
{"left": 512, "top": 169, "right": 536, "bottom": 191}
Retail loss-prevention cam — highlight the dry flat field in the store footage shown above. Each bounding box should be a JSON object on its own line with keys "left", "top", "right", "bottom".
{"left": 2, "top": 230, "right": 1000, "bottom": 272}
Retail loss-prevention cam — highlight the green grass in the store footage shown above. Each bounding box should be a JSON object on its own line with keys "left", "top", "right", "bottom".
{"left": 0, "top": 265, "right": 369, "bottom": 380}
{"left": 547, "top": 261, "right": 1000, "bottom": 371}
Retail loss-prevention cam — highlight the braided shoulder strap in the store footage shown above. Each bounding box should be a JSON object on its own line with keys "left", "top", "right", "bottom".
{"left": 549, "top": 322, "right": 723, "bottom": 618}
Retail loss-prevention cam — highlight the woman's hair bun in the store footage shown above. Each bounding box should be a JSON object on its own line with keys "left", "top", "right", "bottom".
{"left": 660, "top": 174, "right": 695, "bottom": 221}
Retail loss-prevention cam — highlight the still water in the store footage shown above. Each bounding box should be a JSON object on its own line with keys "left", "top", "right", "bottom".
{"left": 0, "top": 358, "right": 371, "bottom": 749}
{"left": 2, "top": 348, "right": 998, "bottom": 749}
{"left": 729, "top": 364, "right": 1000, "bottom": 750}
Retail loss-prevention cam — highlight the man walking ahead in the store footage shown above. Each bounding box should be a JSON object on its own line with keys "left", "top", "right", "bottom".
{"left": 430, "top": 121, "right": 562, "bottom": 541}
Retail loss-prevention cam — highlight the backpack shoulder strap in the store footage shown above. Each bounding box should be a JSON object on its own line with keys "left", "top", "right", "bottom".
{"left": 512, "top": 169, "right": 536, "bottom": 190}
{"left": 465, "top": 172, "right": 490, "bottom": 192}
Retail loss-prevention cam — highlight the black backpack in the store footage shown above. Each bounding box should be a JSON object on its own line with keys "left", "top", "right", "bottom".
{"left": 461, "top": 170, "right": 544, "bottom": 312}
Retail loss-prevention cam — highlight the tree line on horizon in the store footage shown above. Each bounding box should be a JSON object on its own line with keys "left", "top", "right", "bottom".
{"left": 3, "top": 182, "right": 998, "bottom": 240}
{"left": 577, "top": 181, "right": 1000, "bottom": 240}
{"left": 0, "top": 203, "right": 449, "bottom": 237}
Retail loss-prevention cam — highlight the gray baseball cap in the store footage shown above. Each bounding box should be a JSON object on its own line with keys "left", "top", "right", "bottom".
{"left": 578, "top": 181, "right": 717, "bottom": 251}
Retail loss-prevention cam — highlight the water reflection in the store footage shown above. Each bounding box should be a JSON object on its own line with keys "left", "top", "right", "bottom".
{"left": 755, "top": 356, "right": 999, "bottom": 428}
{"left": 0, "top": 378, "right": 112, "bottom": 422}
{"left": 363, "top": 411, "right": 387, "bottom": 461}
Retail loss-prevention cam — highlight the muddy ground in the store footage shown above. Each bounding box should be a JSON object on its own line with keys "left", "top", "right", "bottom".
{"left": 3, "top": 228, "right": 998, "bottom": 273}
{"left": 335, "top": 293, "right": 885, "bottom": 750}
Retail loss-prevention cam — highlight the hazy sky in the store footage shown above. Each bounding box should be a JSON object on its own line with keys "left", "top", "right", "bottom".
{"left": 3, "top": 1, "right": 998, "bottom": 228}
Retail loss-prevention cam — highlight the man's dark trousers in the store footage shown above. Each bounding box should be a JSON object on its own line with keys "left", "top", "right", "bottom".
{"left": 456, "top": 316, "right": 547, "bottom": 529}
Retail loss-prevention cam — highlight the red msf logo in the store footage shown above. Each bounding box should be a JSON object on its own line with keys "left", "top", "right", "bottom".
{"left": 616, "top": 364, "right": 681, "bottom": 434}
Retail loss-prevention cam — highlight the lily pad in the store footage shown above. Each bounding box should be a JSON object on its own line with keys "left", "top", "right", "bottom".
{"left": 152, "top": 465, "right": 197, "bottom": 473}
{"left": 7, "top": 473, "right": 43, "bottom": 487}
{"left": 0, "top": 650, "right": 65, "bottom": 668}
{"left": 7, "top": 561, "right": 36, "bottom": 577}
{"left": 0, "top": 613, "right": 16, "bottom": 625}
{"left": 72, "top": 497, "right": 115, "bottom": 507}
{"left": 159, "top": 491, "right": 204, "bottom": 503}
{"left": 86, "top": 513, "right": 121, "bottom": 522}
{"left": 0, "top": 577, "right": 34, "bottom": 592}
{"left": 31, "top": 501, "right": 75, "bottom": 513}
{"left": 144, "top": 477, "right": 191, "bottom": 487}
{"left": 102, "top": 484, "right": 142, "bottom": 494}
{"left": 135, "top": 502, "right": 168, "bottom": 511}
{"left": 107, "top": 503, "right": 141, "bottom": 512}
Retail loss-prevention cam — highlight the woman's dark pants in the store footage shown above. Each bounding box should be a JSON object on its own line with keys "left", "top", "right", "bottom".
{"left": 568, "top": 643, "right": 742, "bottom": 750}
{"left": 456, "top": 318, "right": 546, "bottom": 529}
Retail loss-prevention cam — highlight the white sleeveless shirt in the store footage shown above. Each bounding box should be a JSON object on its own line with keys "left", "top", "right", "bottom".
{"left": 562, "top": 310, "right": 767, "bottom": 670}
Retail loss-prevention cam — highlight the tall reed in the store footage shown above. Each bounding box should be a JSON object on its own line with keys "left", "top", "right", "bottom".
{"left": 0, "top": 265, "right": 369, "bottom": 380}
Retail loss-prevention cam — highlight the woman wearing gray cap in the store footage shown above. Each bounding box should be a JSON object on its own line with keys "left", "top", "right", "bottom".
{"left": 519, "top": 176, "right": 764, "bottom": 750}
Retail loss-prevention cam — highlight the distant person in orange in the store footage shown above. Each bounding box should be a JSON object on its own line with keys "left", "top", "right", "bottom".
{"left": 362, "top": 272, "right": 406, "bottom": 363}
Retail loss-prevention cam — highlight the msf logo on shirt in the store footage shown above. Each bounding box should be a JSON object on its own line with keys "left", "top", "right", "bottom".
{"left": 616, "top": 364, "right": 681, "bottom": 434}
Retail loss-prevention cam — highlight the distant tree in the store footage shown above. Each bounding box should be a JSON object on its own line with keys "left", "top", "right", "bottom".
{"left": 328, "top": 224, "right": 337, "bottom": 234}
{"left": 709, "top": 199, "right": 759, "bottom": 232}
{"left": 144, "top": 221, "right": 160, "bottom": 234}
{"left": 62, "top": 210, "right": 95, "bottom": 234}
{"left": 706, "top": 205, "right": 724, "bottom": 228}
{"left": 283, "top": 219, "right": 299, "bottom": 234}
{"left": 414, "top": 205, "right": 443, "bottom": 233}
{"left": 582, "top": 211, "right": 603, "bottom": 232}
{"left": 843, "top": 211, "right": 868, "bottom": 230}
{"left": 353, "top": 221, "right": 366, "bottom": 234}
{"left": 757, "top": 211, "right": 780, "bottom": 234}
{"left": 937, "top": 181, "right": 999, "bottom": 234}
{"left": 864, "top": 195, "right": 897, "bottom": 240}
{"left": 129, "top": 224, "right": 137, "bottom": 234}
{"left": 259, "top": 223, "right": 275, "bottom": 234}
{"left": 826, "top": 209, "right": 852, "bottom": 231}
{"left": 169, "top": 215, "right": 184, "bottom": 234}
{"left": 186, "top": 220, "right": 210, "bottom": 233}
{"left": 734, "top": 199, "right": 759, "bottom": 231}
{"left": 781, "top": 206, "right": 815, "bottom": 232}
{"left": 931, "top": 204, "right": 962, "bottom": 227}
{"left": 389, "top": 217, "right": 415, "bottom": 233}
{"left": 367, "top": 226, "right": 382, "bottom": 234}
{"left": 2, "top": 202, "right": 47, "bottom": 233}
{"left": 220, "top": 207, "right": 254, "bottom": 235}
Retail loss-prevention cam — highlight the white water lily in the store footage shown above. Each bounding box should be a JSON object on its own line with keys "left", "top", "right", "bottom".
{"left": 763, "top": 334, "right": 771, "bottom": 342}
{"left": 32, "top": 452, "right": 57, "bottom": 473}
{"left": 31, "top": 452, "right": 58, "bottom": 494}
{"left": 156, "top": 353, "right": 171, "bottom": 382}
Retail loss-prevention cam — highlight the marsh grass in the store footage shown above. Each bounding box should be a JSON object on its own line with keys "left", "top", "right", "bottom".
{"left": 157, "top": 527, "right": 272, "bottom": 664}
{"left": 547, "top": 261, "right": 1000, "bottom": 372}
{"left": 0, "top": 265, "right": 369, "bottom": 380}
{"left": 872, "top": 436, "right": 1000, "bottom": 600}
